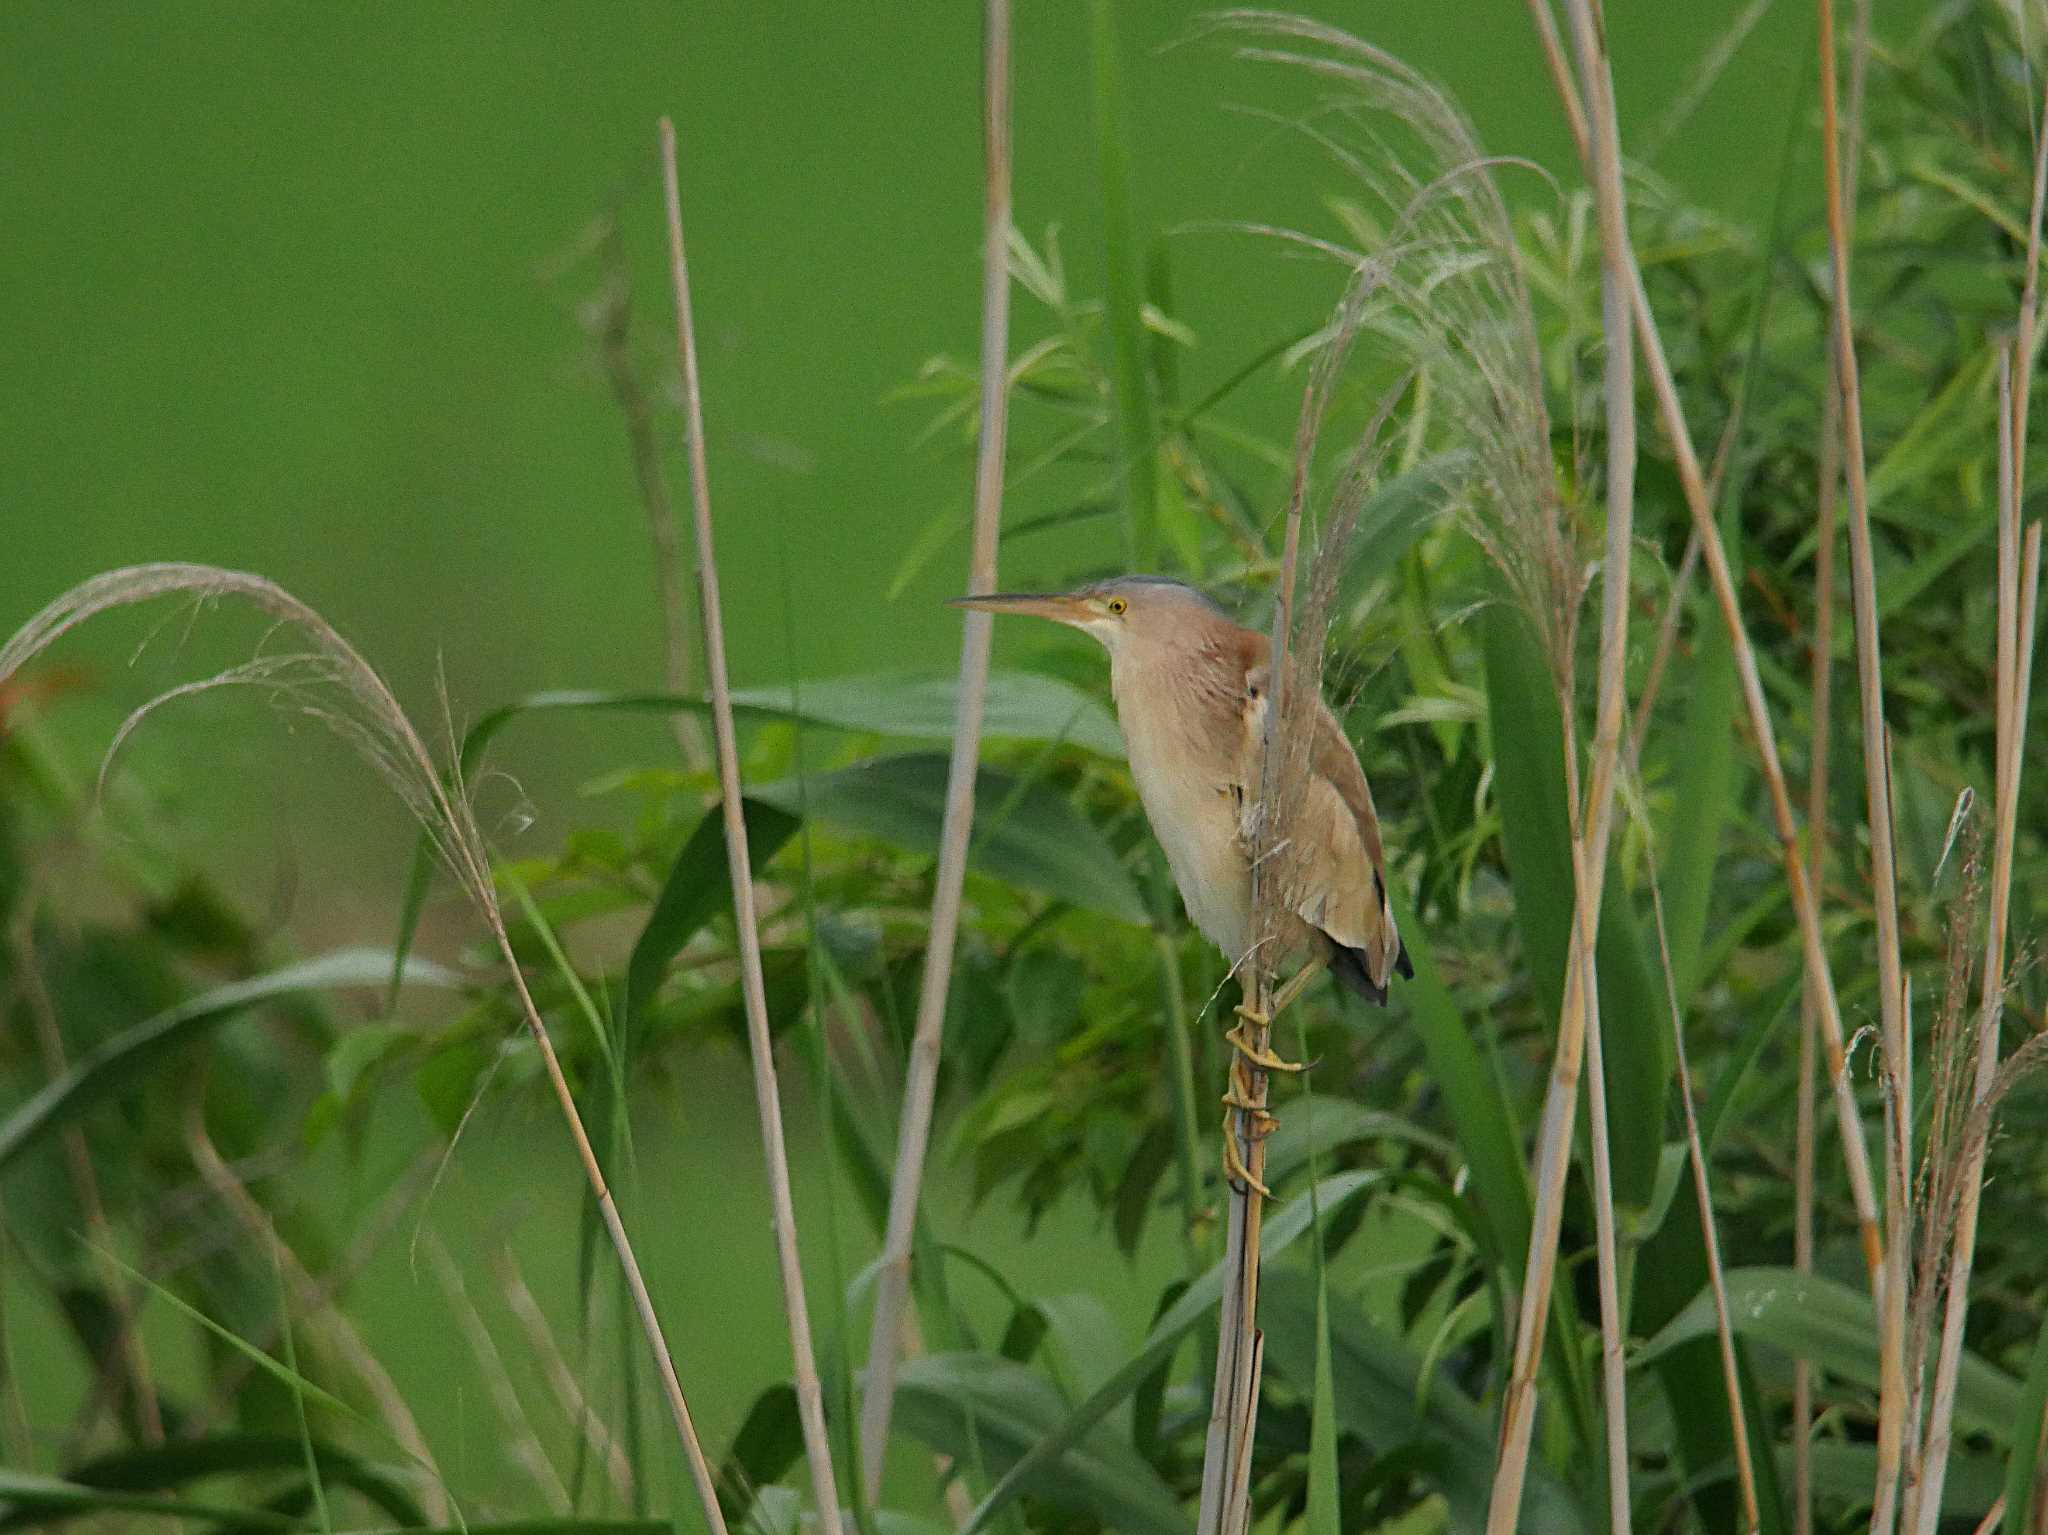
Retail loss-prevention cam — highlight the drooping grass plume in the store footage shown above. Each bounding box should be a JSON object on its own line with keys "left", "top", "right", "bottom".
{"left": 859, "top": 0, "right": 1014, "bottom": 1502}
{"left": 0, "top": 563, "right": 730, "bottom": 1535}
{"left": 658, "top": 116, "right": 845, "bottom": 1535}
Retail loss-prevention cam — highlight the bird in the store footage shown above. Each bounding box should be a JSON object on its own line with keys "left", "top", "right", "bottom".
{"left": 951, "top": 574, "right": 1410, "bottom": 1192}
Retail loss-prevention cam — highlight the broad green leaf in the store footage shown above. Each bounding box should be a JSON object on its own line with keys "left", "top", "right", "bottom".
{"left": 961, "top": 1170, "right": 1381, "bottom": 1534}
{"left": 1262, "top": 1095, "right": 1456, "bottom": 1190}
{"left": 715, "top": 1384, "right": 802, "bottom": 1527}
{"left": 1639, "top": 1268, "right": 2021, "bottom": 1437}
{"left": 1483, "top": 605, "right": 1671, "bottom": 1209}
{"left": 752, "top": 755, "right": 1147, "bottom": 925}
{"left": 1811, "top": 1441, "right": 2004, "bottom": 1521}
{"left": 1261, "top": 1268, "right": 1594, "bottom": 1534}
{"left": 896, "top": 1352, "right": 1185, "bottom": 1535}
{"left": 0, "top": 949, "right": 460, "bottom": 1175}
{"left": 0, "top": 1469, "right": 293, "bottom": 1532}
{"left": 18, "top": 1432, "right": 425, "bottom": 1533}
{"left": 2005, "top": 1315, "right": 2048, "bottom": 1532}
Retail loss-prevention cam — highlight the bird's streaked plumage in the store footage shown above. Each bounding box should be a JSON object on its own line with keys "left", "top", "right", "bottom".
{"left": 954, "top": 575, "right": 1410, "bottom": 1003}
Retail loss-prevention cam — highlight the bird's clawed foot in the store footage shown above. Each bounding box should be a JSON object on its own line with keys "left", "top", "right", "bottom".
{"left": 1218, "top": 1095, "right": 1276, "bottom": 1197}
{"left": 1226, "top": 1009, "right": 1307, "bottom": 1074}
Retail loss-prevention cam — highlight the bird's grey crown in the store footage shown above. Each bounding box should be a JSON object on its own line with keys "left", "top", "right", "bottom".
{"left": 1087, "top": 574, "right": 1228, "bottom": 615}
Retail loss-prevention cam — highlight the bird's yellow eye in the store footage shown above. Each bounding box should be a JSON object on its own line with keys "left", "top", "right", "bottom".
{"left": 1107, "top": 596, "right": 1127, "bottom": 615}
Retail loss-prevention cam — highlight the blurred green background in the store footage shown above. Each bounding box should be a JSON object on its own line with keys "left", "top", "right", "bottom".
{"left": 2, "top": 0, "right": 1813, "bottom": 913}
{"left": 0, "top": 0, "right": 1833, "bottom": 1512}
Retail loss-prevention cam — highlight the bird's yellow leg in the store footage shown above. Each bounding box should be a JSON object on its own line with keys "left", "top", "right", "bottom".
{"left": 1219, "top": 1054, "right": 1280, "bottom": 1195}
{"left": 1226, "top": 950, "right": 1328, "bottom": 1072}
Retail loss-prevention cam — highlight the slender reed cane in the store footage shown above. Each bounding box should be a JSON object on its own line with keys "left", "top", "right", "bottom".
{"left": 660, "top": 117, "right": 846, "bottom": 1535}
{"left": 1486, "top": 0, "right": 1638, "bottom": 1525}
{"left": 859, "top": 0, "right": 1015, "bottom": 1501}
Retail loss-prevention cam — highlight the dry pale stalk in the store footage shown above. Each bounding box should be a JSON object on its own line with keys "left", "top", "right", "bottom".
{"left": 659, "top": 117, "right": 846, "bottom": 1535}
{"left": 1815, "top": 0, "right": 1912, "bottom": 1524}
{"left": 1525, "top": 0, "right": 1887, "bottom": 1303}
{"left": 858, "top": 0, "right": 1014, "bottom": 1501}
{"left": 493, "top": 1245, "right": 636, "bottom": 1508}
{"left": 1487, "top": 0, "right": 1637, "bottom": 1526}
{"left": 1799, "top": 7, "right": 1869, "bottom": 1519}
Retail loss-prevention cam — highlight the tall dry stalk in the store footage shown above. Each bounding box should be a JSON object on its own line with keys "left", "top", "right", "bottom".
{"left": 0, "top": 564, "right": 729, "bottom": 1535}
{"left": 1815, "top": 0, "right": 1913, "bottom": 1523}
{"left": 857, "top": 0, "right": 1013, "bottom": 1500}
{"left": 1909, "top": 60, "right": 2048, "bottom": 1513}
{"left": 1797, "top": 9, "right": 1868, "bottom": 1522}
{"left": 659, "top": 117, "right": 845, "bottom": 1535}
{"left": 1525, "top": 0, "right": 1887, "bottom": 1307}
{"left": 1487, "top": 0, "right": 1638, "bottom": 1526}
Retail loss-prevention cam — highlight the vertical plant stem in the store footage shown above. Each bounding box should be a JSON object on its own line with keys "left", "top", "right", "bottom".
{"left": 1800, "top": 13, "right": 1864, "bottom": 1526}
{"left": 1489, "top": 0, "right": 1637, "bottom": 1526}
{"left": 1913, "top": 69, "right": 2048, "bottom": 1506}
{"left": 857, "top": 2, "right": 1013, "bottom": 1503}
{"left": 660, "top": 115, "right": 847, "bottom": 1535}
{"left": 1526, "top": 0, "right": 1886, "bottom": 1304}
{"left": 1815, "top": 2, "right": 1911, "bottom": 1525}
{"left": 1197, "top": 381, "right": 1314, "bottom": 1535}
{"left": 494, "top": 1245, "right": 636, "bottom": 1509}
{"left": 423, "top": 1234, "right": 569, "bottom": 1514}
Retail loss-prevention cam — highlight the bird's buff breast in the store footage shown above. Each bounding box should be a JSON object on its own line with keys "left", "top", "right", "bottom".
{"left": 1115, "top": 686, "right": 1253, "bottom": 963}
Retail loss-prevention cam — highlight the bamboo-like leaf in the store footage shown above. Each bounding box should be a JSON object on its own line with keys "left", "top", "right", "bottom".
{"left": 1259, "top": 1269, "right": 1594, "bottom": 1533}
{"left": 3, "top": 1434, "right": 426, "bottom": 1533}
{"left": 2003, "top": 1316, "right": 2048, "bottom": 1532}
{"left": 894, "top": 1353, "right": 1186, "bottom": 1535}
{"left": 752, "top": 754, "right": 1147, "bottom": 924}
{"left": 0, "top": 1470, "right": 294, "bottom": 1532}
{"left": 1483, "top": 607, "right": 1672, "bottom": 1208}
{"left": 1638, "top": 1268, "right": 2021, "bottom": 1437}
{"left": 960, "top": 1170, "right": 1381, "bottom": 1534}
{"left": 0, "top": 949, "right": 460, "bottom": 1174}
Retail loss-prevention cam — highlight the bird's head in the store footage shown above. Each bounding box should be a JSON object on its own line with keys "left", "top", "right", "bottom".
{"left": 949, "top": 575, "right": 1223, "bottom": 660}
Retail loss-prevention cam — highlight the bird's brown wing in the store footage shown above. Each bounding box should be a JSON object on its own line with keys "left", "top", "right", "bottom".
{"left": 1299, "top": 701, "right": 1406, "bottom": 991}
{"left": 1235, "top": 661, "right": 1407, "bottom": 995}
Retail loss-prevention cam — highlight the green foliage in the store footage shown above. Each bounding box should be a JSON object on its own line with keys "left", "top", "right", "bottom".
{"left": 3, "top": 4, "right": 2048, "bottom": 1534}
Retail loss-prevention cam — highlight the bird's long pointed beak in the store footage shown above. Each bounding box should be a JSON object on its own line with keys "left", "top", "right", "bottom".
{"left": 947, "top": 591, "right": 1092, "bottom": 626}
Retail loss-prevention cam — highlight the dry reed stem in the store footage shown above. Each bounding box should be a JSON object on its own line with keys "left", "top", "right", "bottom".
{"left": 858, "top": 1, "right": 1013, "bottom": 1502}
{"left": 0, "top": 561, "right": 729, "bottom": 1535}
{"left": 1816, "top": 0, "right": 1914, "bottom": 1523}
{"left": 1195, "top": 387, "right": 1310, "bottom": 1535}
{"left": 1487, "top": 0, "right": 1637, "bottom": 1526}
{"left": 1913, "top": 178, "right": 2048, "bottom": 1526}
{"left": 423, "top": 1233, "right": 569, "bottom": 1514}
{"left": 183, "top": 1087, "right": 451, "bottom": 1522}
{"left": 1525, "top": 0, "right": 1887, "bottom": 1304}
{"left": 8, "top": 914, "right": 164, "bottom": 1447}
{"left": 659, "top": 117, "right": 845, "bottom": 1535}
{"left": 493, "top": 1244, "right": 636, "bottom": 1508}
{"left": 1799, "top": 8, "right": 1868, "bottom": 1521}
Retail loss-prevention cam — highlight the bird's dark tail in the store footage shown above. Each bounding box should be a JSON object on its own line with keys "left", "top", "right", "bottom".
{"left": 1329, "top": 937, "right": 1410, "bottom": 1007}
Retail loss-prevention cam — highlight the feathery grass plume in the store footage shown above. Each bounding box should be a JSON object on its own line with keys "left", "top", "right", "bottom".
{"left": 1216, "top": 12, "right": 1583, "bottom": 692}
{"left": 0, "top": 562, "right": 731, "bottom": 1535}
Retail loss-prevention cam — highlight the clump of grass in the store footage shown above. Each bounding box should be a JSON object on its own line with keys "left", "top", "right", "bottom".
{"left": 0, "top": 563, "right": 731, "bottom": 1535}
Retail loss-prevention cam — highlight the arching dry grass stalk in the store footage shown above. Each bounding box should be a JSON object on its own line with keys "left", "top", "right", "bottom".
{"left": 0, "top": 564, "right": 730, "bottom": 1535}
{"left": 859, "top": 0, "right": 1013, "bottom": 1501}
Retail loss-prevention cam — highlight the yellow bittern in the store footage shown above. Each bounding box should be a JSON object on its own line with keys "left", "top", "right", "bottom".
{"left": 953, "top": 575, "right": 1410, "bottom": 1191}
